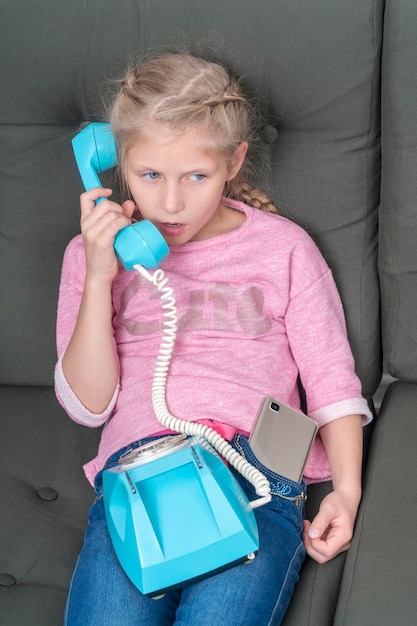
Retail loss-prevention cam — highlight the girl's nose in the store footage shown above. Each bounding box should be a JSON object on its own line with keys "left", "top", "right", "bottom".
{"left": 161, "top": 183, "right": 184, "bottom": 214}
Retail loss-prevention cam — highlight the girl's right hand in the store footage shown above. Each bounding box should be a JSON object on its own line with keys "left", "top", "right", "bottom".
{"left": 80, "top": 188, "right": 135, "bottom": 282}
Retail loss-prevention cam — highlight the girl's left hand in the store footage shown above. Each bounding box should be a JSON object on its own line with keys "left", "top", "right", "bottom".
{"left": 302, "top": 489, "right": 360, "bottom": 563}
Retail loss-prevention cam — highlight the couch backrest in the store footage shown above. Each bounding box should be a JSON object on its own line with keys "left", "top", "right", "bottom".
{"left": 0, "top": 0, "right": 383, "bottom": 399}
{"left": 379, "top": 0, "right": 417, "bottom": 383}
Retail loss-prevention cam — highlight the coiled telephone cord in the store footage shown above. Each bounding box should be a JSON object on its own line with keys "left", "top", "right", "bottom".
{"left": 134, "top": 264, "right": 271, "bottom": 509}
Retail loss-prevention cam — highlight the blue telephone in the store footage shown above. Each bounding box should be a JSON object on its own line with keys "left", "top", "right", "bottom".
{"left": 71, "top": 122, "right": 169, "bottom": 270}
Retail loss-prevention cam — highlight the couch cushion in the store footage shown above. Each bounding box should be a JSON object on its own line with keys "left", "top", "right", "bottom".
{"left": 0, "top": 386, "right": 100, "bottom": 623}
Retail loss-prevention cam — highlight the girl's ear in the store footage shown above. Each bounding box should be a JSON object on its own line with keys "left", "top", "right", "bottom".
{"left": 227, "top": 142, "right": 249, "bottom": 180}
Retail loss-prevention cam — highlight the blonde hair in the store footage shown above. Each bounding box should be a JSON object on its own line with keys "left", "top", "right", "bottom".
{"left": 110, "top": 52, "right": 278, "bottom": 214}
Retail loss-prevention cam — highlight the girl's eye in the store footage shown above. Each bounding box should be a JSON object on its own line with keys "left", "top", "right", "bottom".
{"left": 143, "top": 172, "right": 160, "bottom": 180}
{"left": 190, "top": 173, "right": 206, "bottom": 182}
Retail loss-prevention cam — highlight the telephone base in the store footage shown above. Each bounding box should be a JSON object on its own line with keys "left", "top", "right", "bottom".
{"left": 103, "top": 436, "right": 259, "bottom": 597}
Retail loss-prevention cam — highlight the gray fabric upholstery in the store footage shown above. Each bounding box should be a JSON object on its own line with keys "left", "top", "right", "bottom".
{"left": 1, "top": 1, "right": 416, "bottom": 624}
{"left": 379, "top": 0, "right": 417, "bottom": 382}
{"left": 335, "top": 382, "right": 417, "bottom": 625}
{"left": 334, "top": 1, "right": 417, "bottom": 623}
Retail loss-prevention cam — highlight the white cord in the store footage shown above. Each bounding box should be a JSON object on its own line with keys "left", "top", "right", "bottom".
{"left": 133, "top": 264, "right": 271, "bottom": 509}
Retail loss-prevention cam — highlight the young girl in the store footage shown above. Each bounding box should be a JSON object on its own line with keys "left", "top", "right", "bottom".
{"left": 56, "top": 52, "right": 372, "bottom": 625}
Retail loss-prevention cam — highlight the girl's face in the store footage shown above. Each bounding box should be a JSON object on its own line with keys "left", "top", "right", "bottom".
{"left": 124, "top": 126, "right": 247, "bottom": 245}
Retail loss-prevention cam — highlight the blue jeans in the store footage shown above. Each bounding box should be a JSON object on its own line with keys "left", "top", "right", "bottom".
{"left": 64, "top": 434, "right": 306, "bottom": 626}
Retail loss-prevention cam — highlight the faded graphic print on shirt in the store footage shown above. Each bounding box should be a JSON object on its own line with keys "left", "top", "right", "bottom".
{"left": 114, "top": 273, "right": 272, "bottom": 338}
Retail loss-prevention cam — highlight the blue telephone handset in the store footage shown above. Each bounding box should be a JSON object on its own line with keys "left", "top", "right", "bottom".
{"left": 71, "top": 123, "right": 169, "bottom": 270}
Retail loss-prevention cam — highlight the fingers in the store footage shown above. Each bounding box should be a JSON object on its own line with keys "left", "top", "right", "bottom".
{"left": 80, "top": 187, "right": 113, "bottom": 216}
{"left": 303, "top": 521, "right": 351, "bottom": 564}
{"left": 80, "top": 188, "right": 132, "bottom": 239}
{"left": 79, "top": 188, "right": 133, "bottom": 279}
{"left": 303, "top": 498, "right": 354, "bottom": 564}
{"left": 121, "top": 199, "right": 136, "bottom": 216}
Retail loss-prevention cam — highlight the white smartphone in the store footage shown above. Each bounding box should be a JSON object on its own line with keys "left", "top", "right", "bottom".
{"left": 249, "top": 397, "right": 318, "bottom": 483}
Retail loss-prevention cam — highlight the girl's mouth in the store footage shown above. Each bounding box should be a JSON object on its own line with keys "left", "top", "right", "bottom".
{"left": 158, "top": 223, "right": 186, "bottom": 238}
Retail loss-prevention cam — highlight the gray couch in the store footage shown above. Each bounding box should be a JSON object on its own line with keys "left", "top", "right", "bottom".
{"left": 1, "top": 1, "right": 416, "bottom": 624}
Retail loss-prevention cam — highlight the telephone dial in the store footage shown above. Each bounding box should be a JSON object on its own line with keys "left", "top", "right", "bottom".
{"left": 71, "top": 122, "right": 169, "bottom": 270}
{"left": 71, "top": 122, "right": 270, "bottom": 597}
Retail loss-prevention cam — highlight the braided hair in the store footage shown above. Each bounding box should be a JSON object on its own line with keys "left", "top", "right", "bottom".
{"left": 111, "top": 52, "right": 278, "bottom": 214}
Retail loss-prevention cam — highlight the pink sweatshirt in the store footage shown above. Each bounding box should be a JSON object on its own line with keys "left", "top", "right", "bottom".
{"left": 55, "top": 199, "right": 372, "bottom": 485}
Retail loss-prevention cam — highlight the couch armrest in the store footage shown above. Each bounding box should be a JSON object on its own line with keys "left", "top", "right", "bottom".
{"left": 334, "top": 381, "right": 417, "bottom": 625}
